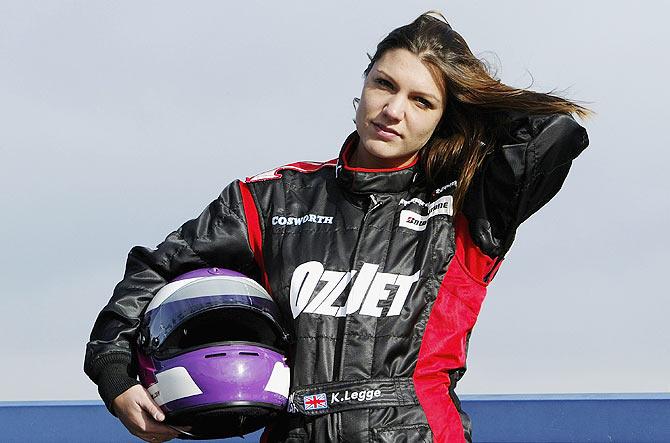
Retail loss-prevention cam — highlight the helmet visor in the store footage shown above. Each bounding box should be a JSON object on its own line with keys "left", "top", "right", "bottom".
{"left": 142, "top": 276, "right": 286, "bottom": 356}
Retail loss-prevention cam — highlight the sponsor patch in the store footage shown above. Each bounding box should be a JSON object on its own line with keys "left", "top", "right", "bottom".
{"left": 434, "top": 180, "right": 457, "bottom": 195}
{"left": 399, "top": 197, "right": 428, "bottom": 207}
{"left": 147, "top": 367, "right": 203, "bottom": 406}
{"left": 398, "top": 195, "right": 453, "bottom": 231}
{"left": 304, "top": 393, "right": 328, "bottom": 411}
{"left": 272, "top": 214, "right": 333, "bottom": 226}
{"left": 399, "top": 210, "right": 429, "bottom": 231}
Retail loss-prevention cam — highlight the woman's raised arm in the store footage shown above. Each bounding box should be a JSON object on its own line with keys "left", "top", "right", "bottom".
{"left": 464, "top": 113, "right": 589, "bottom": 260}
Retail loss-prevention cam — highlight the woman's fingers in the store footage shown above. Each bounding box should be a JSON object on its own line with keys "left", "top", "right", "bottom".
{"left": 135, "top": 387, "right": 165, "bottom": 422}
{"left": 137, "top": 390, "right": 181, "bottom": 440}
{"left": 112, "top": 385, "right": 179, "bottom": 441}
{"left": 135, "top": 409, "right": 180, "bottom": 442}
{"left": 134, "top": 389, "right": 179, "bottom": 441}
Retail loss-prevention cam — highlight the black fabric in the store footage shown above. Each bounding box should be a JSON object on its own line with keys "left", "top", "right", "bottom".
{"left": 167, "top": 403, "right": 282, "bottom": 439}
{"left": 449, "top": 370, "right": 472, "bottom": 443}
{"left": 464, "top": 113, "right": 589, "bottom": 258}
{"left": 335, "top": 133, "right": 419, "bottom": 195}
{"left": 91, "top": 354, "right": 140, "bottom": 414}
{"left": 156, "top": 307, "right": 284, "bottom": 359}
{"left": 85, "top": 113, "right": 588, "bottom": 442}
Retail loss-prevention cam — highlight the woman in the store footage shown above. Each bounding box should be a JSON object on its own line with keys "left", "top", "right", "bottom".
{"left": 85, "top": 11, "right": 589, "bottom": 442}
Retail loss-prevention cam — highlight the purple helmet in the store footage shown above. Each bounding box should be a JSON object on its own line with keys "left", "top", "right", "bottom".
{"left": 136, "top": 268, "right": 290, "bottom": 439}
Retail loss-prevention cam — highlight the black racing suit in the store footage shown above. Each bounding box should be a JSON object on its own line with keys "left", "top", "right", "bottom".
{"left": 84, "top": 113, "right": 588, "bottom": 442}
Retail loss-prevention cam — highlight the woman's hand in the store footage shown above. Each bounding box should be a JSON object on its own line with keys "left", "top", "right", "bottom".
{"left": 112, "top": 385, "right": 180, "bottom": 442}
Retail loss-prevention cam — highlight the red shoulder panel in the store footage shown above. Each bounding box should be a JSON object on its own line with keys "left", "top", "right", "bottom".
{"left": 238, "top": 181, "right": 271, "bottom": 294}
{"left": 245, "top": 160, "right": 337, "bottom": 183}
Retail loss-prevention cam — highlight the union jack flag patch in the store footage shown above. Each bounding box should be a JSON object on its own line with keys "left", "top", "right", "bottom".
{"left": 303, "top": 393, "right": 328, "bottom": 411}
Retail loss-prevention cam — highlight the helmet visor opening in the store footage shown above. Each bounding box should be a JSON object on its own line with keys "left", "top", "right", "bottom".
{"left": 157, "top": 307, "right": 283, "bottom": 358}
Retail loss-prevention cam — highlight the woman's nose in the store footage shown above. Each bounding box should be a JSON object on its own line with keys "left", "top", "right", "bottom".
{"left": 382, "top": 95, "right": 405, "bottom": 122}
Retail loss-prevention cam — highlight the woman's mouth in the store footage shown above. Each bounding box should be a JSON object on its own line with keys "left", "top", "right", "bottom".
{"left": 372, "top": 122, "right": 400, "bottom": 141}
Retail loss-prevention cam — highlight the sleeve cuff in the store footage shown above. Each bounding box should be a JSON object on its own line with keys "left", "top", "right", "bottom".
{"left": 92, "top": 355, "right": 141, "bottom": 415}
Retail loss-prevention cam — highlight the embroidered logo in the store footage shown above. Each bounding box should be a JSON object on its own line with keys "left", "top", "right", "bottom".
{"left": 304, "top": 393, "right": 328, "bottom": 411}
{"left": 272, "top": 214, "right": 333, "bottom": 226}
{"left": 330, "top": 389, "right": 381, "bottom": 404}
{"left": 434, "top": 180, "right": 457, "bottom": 195}
{"left": 398, "top": 195, "right": 453, "bottom": 231}
{"left": 399, "top": 197, "right": 429, "bottom": 207}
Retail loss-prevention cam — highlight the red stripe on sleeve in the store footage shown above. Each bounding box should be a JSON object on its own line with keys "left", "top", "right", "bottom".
{"left": 238, "top": 181, "right": 271, "bottom": 294}
{"left": 413, "top": 214, "right": 498, "bottom": 442}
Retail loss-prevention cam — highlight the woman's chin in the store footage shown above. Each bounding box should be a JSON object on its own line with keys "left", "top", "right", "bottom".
{"left": 359, "top": 149, "right": 416, "bottom": 169}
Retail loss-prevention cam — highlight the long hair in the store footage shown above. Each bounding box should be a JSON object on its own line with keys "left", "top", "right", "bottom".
{"left": 364, "top": 11, "right": 592, "bottom": 212}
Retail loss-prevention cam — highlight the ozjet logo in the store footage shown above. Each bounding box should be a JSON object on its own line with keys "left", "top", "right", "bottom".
{"left": 289, "top": 261, "right": 420, "bottom": 319}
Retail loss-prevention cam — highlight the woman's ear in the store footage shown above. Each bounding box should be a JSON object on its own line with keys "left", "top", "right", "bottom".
{"left": 352, "top": 97, "right": 360, "bottom": 125}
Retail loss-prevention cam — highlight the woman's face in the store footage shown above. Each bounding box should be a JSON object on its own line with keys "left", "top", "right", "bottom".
{"left": 353, "top": 48, "right": 445, "bottom": 169}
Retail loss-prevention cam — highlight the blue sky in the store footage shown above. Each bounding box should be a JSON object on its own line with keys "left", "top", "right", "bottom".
{"left": 1, "top": 1, "right": 668, "bottom": 400}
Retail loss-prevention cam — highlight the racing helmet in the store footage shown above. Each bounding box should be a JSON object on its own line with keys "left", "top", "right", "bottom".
{"left": 136, "top": 268, "right": 290, "bottom": 439}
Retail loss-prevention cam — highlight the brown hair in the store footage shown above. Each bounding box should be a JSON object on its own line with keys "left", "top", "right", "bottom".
{"left": 364, "top": 11, "right": 592, "bottom": 212}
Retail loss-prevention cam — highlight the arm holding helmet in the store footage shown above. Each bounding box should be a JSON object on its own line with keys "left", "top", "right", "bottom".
{"left": 84, "top": 180, "right": 261, "bottom": 420}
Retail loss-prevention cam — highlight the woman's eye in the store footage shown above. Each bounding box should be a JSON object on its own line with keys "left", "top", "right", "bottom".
{"left": 375, "top": 78, "right": 393, "bottom": 89}
{"left": 415, "top": 97, "right": 432, "bottom": 109}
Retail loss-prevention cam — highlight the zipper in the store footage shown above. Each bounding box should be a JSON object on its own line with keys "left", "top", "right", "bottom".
{"left": 352, "top": 194, "right": 383, "bottom": 265}
{"left": 366, "top": 194, "right": 383, "bottom": 222}
{"left": 334, "top": 192, "right": 385, "bottom": 438}
{"left": 335, "top": 194, "right": 384, "bottom": 377}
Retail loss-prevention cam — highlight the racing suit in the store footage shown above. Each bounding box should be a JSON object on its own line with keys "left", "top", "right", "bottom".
{"left": 84, "top": 113, "right": 588, "bottom": 442}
